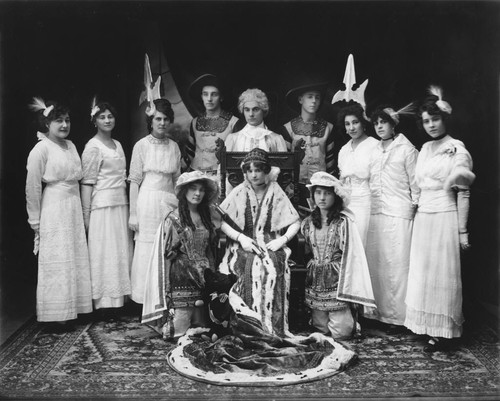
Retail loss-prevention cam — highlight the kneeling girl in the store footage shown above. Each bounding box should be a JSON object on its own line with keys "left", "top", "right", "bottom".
{"left": 301, "top": 171, "right": 376, "bottom": 339}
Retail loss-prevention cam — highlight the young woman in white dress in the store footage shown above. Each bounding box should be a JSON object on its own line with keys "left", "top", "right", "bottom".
{"left": 81, "top": 101, "right": 133, "bottom": 320}
{"left": 364, "top": 105, "right": 419, "bottom": 333}
{"left": 404, "top": 87, "right": 475, "bottom": 352}
{"left": 26, "top": 98, "right": 92, "bottom": 331}
{"left": 128, "top": 99, "right": 181, "bottom": 305}
{"left": 337, "top": 103, "right": 378, "bottom": 247}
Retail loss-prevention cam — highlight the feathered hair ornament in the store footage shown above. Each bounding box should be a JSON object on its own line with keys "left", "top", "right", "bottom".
{"left": 382, "top": 103, "right": 415, "bottom": 125}
{"left": 139, "top": 54, "right": 162, "bottom": 117}
{"left": 29, "top": 97, "right": 54, "bottom": 117}
{"left": 90, "top": 96, "right": 100, "bottom": 121}
{"left": 428, "top": 85, "right": 452, "bottom": 115}
{"left": 331, "top": 54, "right": 369, "bottom": 111}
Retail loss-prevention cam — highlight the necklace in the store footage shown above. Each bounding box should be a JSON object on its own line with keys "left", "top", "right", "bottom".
{"left": 432, "top": 133, "right": 447, "bottom": 141}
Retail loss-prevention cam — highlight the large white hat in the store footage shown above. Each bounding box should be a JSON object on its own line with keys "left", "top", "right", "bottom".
{"left": 175, "top": 170, "right": 220, "bottom": 203}
{"left": 306, "top": 171, "right": 350, "bottom": 207}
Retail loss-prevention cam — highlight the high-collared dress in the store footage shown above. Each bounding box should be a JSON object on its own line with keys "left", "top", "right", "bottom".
{"left": 405, "top": 137, "right": 474, "bottom": 338}
{"left": 81, "top": 137, "right": 133, "bottom": 309}
{"left": 187, "top": 110, "right": 239, "bottom": 176}
{"left": 128, "top": 134, "right": 181, "bottom": 303}
{"left": 364, "top": 134, "right": 419, "bottom": 325}
{"left": 338, "top": 136, "right": 378, "bottom": 246}
{"left": 26, "top": 137, "right": 92, "bottom": 321}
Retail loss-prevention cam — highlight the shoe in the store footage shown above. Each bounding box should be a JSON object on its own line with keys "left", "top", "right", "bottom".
{"left": 423, "top": 338, "right": 450, "bottom": 353}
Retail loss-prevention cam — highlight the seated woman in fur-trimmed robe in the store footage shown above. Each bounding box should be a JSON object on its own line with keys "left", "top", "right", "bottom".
{"left": 166, "top": 149, "right": 360, "bottom": 386}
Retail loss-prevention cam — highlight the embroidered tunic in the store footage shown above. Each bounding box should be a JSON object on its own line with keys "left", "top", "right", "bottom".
{"left": 81, "top": 137, "right": 132, "bottom": 307}
{"left": 301, "top": 213, "right": 376, "bottom": 313}
{"left": 142, "top": 211, "right": 215, "bottom": 323}
{"left": 283, "top": 117, "right": 335, "bottom": 183}
{"left": 128, "top": 134, "right": 181, "bottom": 303}
{"left": 26, "top": 137, "right": 92, "bottom": 321}
{"left": 301, "top": 217, "right": 347, "bottom": 311}
{"left": 405, "top": 137, "right": 474, "bottom": 338}
{"left": 187, "top": 110, "right": 239, "bottom": 175}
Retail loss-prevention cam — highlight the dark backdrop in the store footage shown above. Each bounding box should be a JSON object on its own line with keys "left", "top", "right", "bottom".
{"left": 0, "top": 1, "right": 498, "bottom": 327}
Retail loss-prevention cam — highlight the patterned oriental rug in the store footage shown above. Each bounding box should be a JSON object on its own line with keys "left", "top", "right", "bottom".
{"left": 0, "top": 314, "right": 498, "bottom": 400}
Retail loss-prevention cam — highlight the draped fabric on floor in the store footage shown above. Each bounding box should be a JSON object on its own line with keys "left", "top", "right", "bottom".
{"left": 167, "top": 313, "right": 356, "bottom": 386}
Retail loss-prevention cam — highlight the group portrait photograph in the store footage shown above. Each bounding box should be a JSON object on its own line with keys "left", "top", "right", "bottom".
{"left": 0, "top": 0, "right": 498, "bottom": 399}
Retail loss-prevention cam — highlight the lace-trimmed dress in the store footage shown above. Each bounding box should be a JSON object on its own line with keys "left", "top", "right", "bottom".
{"left": 26, "top": 137, "right": 92, "bottom": 322}
{"left": 404, "top": 138, "right": 474, "bottom": 338}
{"left": 338, "top": 136, "right": 378, "bottom": 246}
{"left": 128, "top": 134, "right": 181, "bottom": 303}
{"left": 81, "top": 138, "right": 133, "bottom": 309}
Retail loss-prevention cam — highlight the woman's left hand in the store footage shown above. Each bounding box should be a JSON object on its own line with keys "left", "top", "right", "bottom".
{"left": 460, "top": 232, "right": 471, "bottom": 250}
{"left": 266, "top": 236, "right": 287, "bottom": 252}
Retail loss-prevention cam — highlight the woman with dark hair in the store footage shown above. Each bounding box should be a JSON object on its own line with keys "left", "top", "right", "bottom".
{"left": 26, "top": 97, "right": 92, "bottom": 331}
{"left": 404, "top": 87, "right": 475, "bottom": 352}
{"left": 81, "top": 99, "right": 132, "bottom": 319}
{"left": 141, "top": 170, "right": 219, "bottom": 340}
{"left": 218, "top": 148, "right": 300, "bottom": 336}
{"left": 337, "top": 102, "right": 378, "bottom": 246}
{"left": 301, "top": 172, "right": 376, "bottom": 339}
{"left": 364, "top": 105, "right": 419, "bottom": 333}
{"left": 128, "top": 98, "right": 181, "bottom": 305}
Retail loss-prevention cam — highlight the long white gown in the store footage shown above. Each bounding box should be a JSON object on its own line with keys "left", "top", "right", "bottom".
{"left": 128, "top": 134, "right": 180, "bottom": 303}
{"left": 26, "top": 137, "right": 92, "bottom": 322}
{"left": 81, "top": 137, "right": 133, "bottom": 309}
{"left": 338, "top": 136, "right": 378, "bottom": 246}
{"left": 404, "top": 137, "right": 474, "bottom": 338}
{"left": 365, "top": 134, "right": 419, "bottom": 325}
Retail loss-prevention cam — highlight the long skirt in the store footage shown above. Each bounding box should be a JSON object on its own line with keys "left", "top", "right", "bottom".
{"left": 37, "top": 186, "right": 92, "bottom": 321}
{"left": 365, "top": 214, "right": 413, "bottom": 325}
{"left": 130, "top": 188, "right": 177, "bottom": 303}
{"left": 88, "top": 205, "right": 133, "bottom": 309}
{"left": 404, "top": 210, "right": 463, "bottom": 338}
{"left": 348, "top": 193, "right": 371, "bottom": 247}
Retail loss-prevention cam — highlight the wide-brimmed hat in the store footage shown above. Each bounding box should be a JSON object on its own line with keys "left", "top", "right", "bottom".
{"left": 175, "top": 170, "right": 220, "bottom": 203}
{"left": 285, "top": 81, "right": 329, "bottom": 111}
{"left": 306, "top": 171, "right": 350, "bottom": 206}
{"left": 188, "top": 74, "right": 224, "bottom": 103}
